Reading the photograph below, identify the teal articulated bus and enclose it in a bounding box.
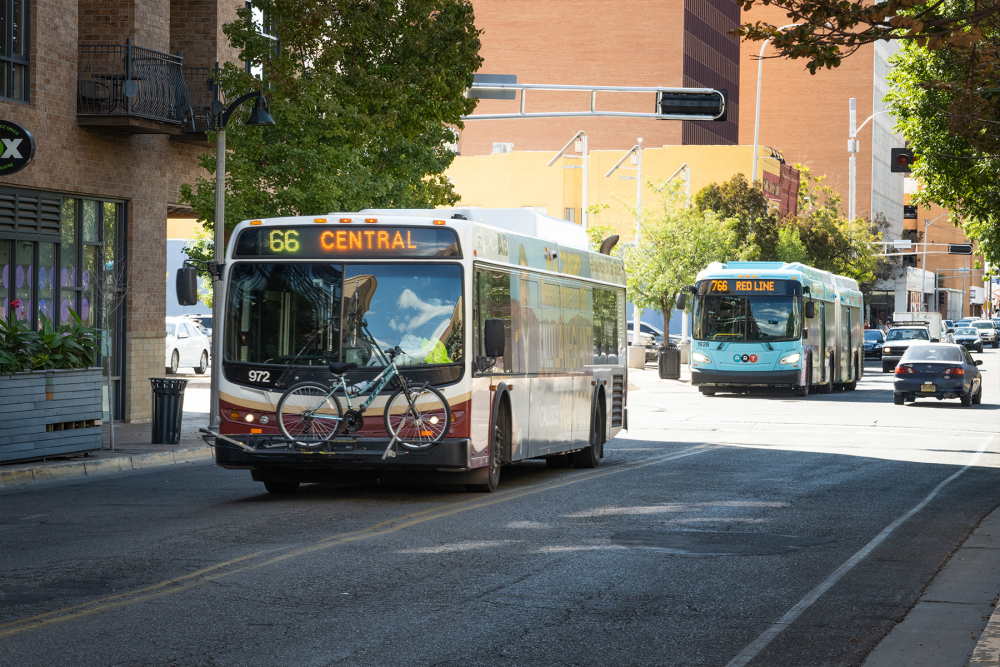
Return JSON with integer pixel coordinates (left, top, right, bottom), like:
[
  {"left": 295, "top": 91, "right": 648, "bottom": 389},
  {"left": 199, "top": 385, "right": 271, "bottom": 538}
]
[{"left": 680, "top": 261, "right": 864, "bottom": 397}]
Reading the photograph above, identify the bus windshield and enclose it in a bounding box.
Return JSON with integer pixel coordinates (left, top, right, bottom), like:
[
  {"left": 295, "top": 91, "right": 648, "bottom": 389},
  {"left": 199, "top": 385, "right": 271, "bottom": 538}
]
[
  {"left": 225, "top": 262, "right": 463, "bottom": 367},
  {"left": 694, "top": 295, "right": 801, "bottom": 342}
]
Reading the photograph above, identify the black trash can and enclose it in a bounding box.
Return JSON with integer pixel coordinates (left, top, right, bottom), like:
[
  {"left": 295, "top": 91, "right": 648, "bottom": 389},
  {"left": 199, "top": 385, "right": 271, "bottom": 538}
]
[
  {"left": 658, "top": 345, "right": 681, "bottom": 380},
  {"left": 151, "top": 378, "right": 189, "bottom": 444}
]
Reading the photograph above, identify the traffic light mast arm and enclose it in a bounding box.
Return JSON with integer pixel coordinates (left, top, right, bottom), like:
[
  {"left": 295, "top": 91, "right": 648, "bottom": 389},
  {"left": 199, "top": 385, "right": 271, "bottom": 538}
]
[{"left": 463, "top": 82, "right": 726, "bottom": 122}]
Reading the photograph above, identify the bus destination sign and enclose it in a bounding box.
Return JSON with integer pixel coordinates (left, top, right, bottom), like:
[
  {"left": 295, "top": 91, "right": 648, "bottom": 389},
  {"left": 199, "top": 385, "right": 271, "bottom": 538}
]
[
  {"left": 698, "top": 278, "right": 800, "bottom": 296},
  {"left": 234, "top": 226, "right": 461, "bottom": 259}
]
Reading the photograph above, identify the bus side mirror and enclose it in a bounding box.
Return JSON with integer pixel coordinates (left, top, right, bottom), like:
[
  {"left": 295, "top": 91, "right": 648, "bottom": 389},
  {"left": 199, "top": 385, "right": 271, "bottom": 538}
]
[
  {"left": 805, "top": 301, "right": 815, "bottom": 319},
  {"left": 176, "top": 267, "right": 199, "bottom": 306},
  {"left": 484, "top": 318, "right": 505, "bottom": 358},
  {"left": 676, "top": 293, "right": 686, "bottom": 310}
]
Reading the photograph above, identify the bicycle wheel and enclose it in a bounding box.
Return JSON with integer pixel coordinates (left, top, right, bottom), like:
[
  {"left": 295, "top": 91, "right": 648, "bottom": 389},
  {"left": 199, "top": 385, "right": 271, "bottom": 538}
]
[
  {"left": 383, "top": 385, "right": 451, "bottom": 449},
  {"left": 277, "top": 382, "right": 343, "bottom": 443}
]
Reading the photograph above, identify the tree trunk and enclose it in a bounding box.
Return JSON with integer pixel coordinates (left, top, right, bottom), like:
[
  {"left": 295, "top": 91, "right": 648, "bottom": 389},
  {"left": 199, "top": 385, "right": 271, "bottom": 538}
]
[{"left": 663, "top": 292, "right": 674, "bottom": 343}]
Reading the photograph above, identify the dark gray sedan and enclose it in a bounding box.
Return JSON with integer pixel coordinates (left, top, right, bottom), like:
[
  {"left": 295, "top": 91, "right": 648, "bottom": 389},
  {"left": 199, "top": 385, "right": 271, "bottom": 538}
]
[
  {"left": 953, "top": 326, "right": 984, "bottom": 353},
  {"left": 893, "top": 344, "right": 983, "bottom": 406}
]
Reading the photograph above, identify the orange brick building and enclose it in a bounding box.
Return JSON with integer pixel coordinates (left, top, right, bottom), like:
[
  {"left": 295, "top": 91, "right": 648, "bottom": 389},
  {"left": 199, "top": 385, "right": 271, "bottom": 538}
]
[
  {"left": 0, "top": 0, "right": 240, "bottom": 423},
  {"left": 458, "top": 0, "right": 742, "bottom": 156}
]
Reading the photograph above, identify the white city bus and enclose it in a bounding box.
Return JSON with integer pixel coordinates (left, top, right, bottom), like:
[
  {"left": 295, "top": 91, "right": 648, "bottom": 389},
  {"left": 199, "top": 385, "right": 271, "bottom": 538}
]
[{"left": 197, "top": 208, "right": 628, "bottom": 493}]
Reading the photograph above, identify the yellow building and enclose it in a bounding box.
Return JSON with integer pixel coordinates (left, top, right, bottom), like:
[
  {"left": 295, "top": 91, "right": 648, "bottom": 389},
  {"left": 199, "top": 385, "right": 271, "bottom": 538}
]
[{"left": 444, "top": 145, "right": 787, "bottom": 240}]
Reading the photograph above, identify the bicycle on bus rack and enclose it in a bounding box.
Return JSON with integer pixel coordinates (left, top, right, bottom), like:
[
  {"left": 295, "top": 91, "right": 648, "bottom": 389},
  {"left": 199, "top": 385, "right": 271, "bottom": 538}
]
[{"left": 274, "top": 320, "right": 451, "bottom": 456}]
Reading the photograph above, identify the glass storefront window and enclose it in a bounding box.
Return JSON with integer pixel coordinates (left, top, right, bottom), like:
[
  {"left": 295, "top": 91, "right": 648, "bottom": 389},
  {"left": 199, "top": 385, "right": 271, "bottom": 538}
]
[
  {"left": 82, "top": 200, "right": 99, "bottom": 243},
  {"left": 15, "top": 239, "right": 31, "bottom": 322},
  {"left": 0, "top": 241, "right": 7, "bottom": 319},
  {"left": 82, "top": 246, "right": 97, "bottom": 326},
  {"left": 39, "top": 242, "right": 54, "bottom": 324}
]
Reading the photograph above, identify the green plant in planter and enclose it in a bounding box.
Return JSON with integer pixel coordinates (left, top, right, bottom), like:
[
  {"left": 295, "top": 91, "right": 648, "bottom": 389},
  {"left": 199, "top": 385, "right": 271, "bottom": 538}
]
[
  {"left": 33, "top": 310, "right": 99, "bottom": 370},
  {"left": 0, "top": 306, "right": 98, "bottom": 373},
  {"left": 0, "top": 304, "right": 38, "bottom": 374}
]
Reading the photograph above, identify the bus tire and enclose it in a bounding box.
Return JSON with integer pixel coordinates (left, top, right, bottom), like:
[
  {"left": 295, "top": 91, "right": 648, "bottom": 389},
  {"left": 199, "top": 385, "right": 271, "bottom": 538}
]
[
  {"left": 571, "top": 404, "right": 604, "bottom": 469},
  {"left": 467, "top": 398, "right": 507, "bottom": 493},
  {"left": 820, "top": 357, "right": 834, "bottom": 394},
  {"left": 795, "top": 359, "right": 811, "bottom": 397}
]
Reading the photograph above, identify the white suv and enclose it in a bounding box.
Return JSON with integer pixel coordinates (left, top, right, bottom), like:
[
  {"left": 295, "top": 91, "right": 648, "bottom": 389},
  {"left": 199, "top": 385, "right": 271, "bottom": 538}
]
[{"left": 970, "top": 320, "right": 999, "bottom": 348}]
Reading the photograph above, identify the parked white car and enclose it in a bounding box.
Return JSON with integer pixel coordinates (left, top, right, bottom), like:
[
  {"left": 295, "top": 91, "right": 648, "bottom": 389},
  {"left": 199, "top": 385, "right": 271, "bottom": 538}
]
[{"left": 165, "top": 316, "right": 210, "bottom": 374}]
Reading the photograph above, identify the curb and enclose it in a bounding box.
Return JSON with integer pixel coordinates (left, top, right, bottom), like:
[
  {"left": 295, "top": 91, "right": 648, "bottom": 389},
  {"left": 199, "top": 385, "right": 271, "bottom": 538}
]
[
  {"left": 970, "top": 599, "right": 1000, "bottom": 665},
  {"left": 0, "top": 445, "right": 214, "bottom": 487}
]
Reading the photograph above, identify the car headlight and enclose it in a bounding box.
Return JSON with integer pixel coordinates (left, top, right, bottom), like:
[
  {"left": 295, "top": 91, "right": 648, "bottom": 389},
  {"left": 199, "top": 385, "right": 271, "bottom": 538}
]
[
  {"left": 692, "top": 352, "right": 711, "bottom": 363},
  {"left": 778, "top": 353, "right": 800, "bottom": 365},
  {"left": 882, "top": 347, "right": 892, "bottom": 355}
]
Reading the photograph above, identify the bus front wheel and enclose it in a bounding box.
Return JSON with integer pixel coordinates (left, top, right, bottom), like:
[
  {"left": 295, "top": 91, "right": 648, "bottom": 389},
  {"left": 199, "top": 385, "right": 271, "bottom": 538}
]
[
  {"left": 795, "top": 360, "right": 811, "bottom": 397},
  {"left": 571, "top": 404, "right": 604, "bottom": 469},
  {"left": 468, "top": 399, "right": 507, "bottom": 493}
]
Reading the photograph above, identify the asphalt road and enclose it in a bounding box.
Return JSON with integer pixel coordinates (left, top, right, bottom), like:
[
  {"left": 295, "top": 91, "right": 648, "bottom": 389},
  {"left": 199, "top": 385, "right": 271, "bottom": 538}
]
[{"left": 1, "top": 350, "right": 998, "bottom": 667}]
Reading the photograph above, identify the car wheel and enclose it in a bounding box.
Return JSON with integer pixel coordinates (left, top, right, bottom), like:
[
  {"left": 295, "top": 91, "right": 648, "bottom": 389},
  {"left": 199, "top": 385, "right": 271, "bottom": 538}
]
[
  {"left": 972, "top": 385, "right": 983, "bottom": 405},
  {"left": 882, "top": 362, "right": 893, "bottom": 373},
  {"left": 961, "top": 391, "right": 973, "bottom": 407},
  {"left": 994, "top": 341, "right": 998, "bottom": 349},
  {"left": 699, "top": 387, "right": 716, "bottom": 396},
  {"left": 167, "top": 349, "right": 179, "bottom": 375},
  {"left": 194, "top": 351, "right": 208, "bottom": 375},
  {"left": 893, "top": 392, "right": 904, "bottom": 405}
]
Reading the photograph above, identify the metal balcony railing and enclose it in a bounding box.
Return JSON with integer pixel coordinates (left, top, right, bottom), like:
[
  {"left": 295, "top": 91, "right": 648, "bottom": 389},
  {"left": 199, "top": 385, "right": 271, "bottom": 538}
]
[{"left": 77, "top": 39, "right": 190, "bottom": 127}]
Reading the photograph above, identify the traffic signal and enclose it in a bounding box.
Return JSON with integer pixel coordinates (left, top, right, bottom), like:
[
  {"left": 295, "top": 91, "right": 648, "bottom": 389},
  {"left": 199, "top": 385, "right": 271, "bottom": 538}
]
[
  {"left": 891, "top": 148, "right": 916, "bottom": 172},
  {"left": 656, "top": 89, "right": 727, "bottom": 121},
  {"left": 948, "top": 244, "right": 974, "bottom": 255}
]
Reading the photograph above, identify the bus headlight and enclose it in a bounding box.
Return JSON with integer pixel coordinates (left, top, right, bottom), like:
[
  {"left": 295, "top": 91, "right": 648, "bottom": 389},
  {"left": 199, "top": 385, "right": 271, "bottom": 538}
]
[
  {"left": 779, "top": 353, "right": 800, "bottom": 365},
  {"left": 692, "top": 352, "right": 711, "bottom": 363}
]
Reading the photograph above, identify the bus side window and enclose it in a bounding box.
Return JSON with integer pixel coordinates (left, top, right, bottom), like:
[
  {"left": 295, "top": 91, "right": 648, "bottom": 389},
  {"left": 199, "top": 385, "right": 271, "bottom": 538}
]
[{"left": 476, "top": 269, "right": 513, "bottom": 373}]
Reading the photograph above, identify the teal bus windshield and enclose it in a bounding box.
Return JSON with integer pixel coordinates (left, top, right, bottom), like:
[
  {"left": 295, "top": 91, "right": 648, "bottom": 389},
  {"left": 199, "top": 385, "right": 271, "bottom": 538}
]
[{"left": 694, "top": 294, "right": 801, "bottom": 342}]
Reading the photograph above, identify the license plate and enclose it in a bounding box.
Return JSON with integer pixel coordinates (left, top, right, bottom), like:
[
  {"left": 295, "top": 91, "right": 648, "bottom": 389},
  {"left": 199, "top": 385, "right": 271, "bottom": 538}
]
[{"left": 921, "top": 383, "right": 936, "bottom": 392}]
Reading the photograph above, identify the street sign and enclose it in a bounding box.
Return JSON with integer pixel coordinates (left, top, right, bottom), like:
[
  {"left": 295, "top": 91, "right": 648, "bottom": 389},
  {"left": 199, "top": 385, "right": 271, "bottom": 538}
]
[
  {"left": 892, "top": 240, "right": 912, "bottom": 249},
  {"left": 948, "top": 243, "right": 974, "bottom": 254},
  {"left": 0, "top": 120, "right": 35, "bottom": 176}
]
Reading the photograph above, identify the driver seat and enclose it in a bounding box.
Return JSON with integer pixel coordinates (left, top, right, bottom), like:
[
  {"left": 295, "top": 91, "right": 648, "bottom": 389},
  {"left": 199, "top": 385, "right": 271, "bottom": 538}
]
[{"left": 328, "top": 362, "right": 359, "bottom": 375}]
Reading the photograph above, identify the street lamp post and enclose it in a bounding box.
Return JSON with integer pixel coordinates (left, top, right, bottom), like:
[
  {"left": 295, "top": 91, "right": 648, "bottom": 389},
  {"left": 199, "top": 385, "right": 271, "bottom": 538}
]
[
  {"left": 605, "top": 139, "right": 645, "bottom": 344},
  {"left": 207, "top": 88, "right": 275, "bottom": 429},
  {"left": 751, "top": 23, "right": 801, "bottom": 183},
  {"left": 846, "top": 100, "right": 888, "bottom": 220},
  {"left": 548, "top": 131, "right": 589, "bottom": 229}
]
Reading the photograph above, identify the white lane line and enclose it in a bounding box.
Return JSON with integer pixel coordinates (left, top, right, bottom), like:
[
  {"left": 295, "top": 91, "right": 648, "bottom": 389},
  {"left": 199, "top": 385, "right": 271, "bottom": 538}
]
[{"left": 724, "top": 433, "right": 996, "bottom": 667}]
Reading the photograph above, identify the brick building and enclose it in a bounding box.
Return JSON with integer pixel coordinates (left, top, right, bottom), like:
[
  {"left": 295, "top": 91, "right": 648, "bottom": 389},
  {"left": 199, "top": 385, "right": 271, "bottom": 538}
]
[
  {"left": 0, "top": 0, "right": 240, "bottom": 422},
  {"left": 458, "top": 0, "right": 741, "bottom": 160}
]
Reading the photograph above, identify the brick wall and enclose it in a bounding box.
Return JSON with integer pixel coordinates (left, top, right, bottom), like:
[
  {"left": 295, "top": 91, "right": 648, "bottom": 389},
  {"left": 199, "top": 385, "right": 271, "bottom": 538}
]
[
  {"left": 171, "top": 0, "right": 243, "bottom": 69},
  {"left": 458, "top": 0, "right": 687, "bottom": 156},
  {"left": 738, "top": 3, "right": 875, "bottom": 218},
  {"left": 0, "top": 0, "right": 240, "bottom": 421},
  {"left": 681, "top": 0, "right": 740, "bottom": 145}
]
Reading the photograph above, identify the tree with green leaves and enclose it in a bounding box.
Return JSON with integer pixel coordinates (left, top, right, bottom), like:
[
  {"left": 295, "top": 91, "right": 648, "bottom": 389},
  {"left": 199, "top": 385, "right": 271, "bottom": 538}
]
[
  {"left": 695, "top": 173, "right": 779, "bottom": 260},
  {"left": 885, "top": 40, "right": 1000, "bottom": 264},
  {"left": 180, "top": 0, "right": 483, "bottom": 242},
  {"left": 622, "top": 181, "right": 750, "bottom": 334}
]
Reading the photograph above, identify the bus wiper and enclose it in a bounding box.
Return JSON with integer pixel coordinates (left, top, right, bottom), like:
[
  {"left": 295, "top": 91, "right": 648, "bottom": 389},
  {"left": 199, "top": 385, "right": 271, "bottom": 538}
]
[{"left": 763, "top": 342, "right": 773, "bottom": 350}]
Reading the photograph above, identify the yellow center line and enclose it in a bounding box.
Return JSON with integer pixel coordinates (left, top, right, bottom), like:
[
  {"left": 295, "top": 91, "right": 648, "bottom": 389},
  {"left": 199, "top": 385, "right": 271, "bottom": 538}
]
[{"left": 0, "top": 443, "right": 719, "bottom": 640}]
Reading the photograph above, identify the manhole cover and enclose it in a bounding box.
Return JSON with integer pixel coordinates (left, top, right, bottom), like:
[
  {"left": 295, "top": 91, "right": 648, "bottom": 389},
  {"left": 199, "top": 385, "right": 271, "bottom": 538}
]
[{"left": 611, "top": 529, "right": 834, "bottom": 556}]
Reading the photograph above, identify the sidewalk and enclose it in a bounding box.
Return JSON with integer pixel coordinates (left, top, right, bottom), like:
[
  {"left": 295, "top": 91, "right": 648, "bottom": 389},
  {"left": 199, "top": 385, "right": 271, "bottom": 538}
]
[{"left": 0, "top": 372, "right": 214, "bottom": 488}]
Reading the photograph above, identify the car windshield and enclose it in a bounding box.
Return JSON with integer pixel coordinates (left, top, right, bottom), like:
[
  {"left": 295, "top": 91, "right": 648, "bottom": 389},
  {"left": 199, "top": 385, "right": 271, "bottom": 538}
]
[
  {"left": 864, "top": 330, "right": 882, "bottom": 341},
  {"left": 971, "top": 321, "right": 993, "bottom": 329},
  {"left": 955, "top": 328, "right": 977, "bottom": 335},
  {"left": 900, "top": 345, "right": 964, "bottom": 362},
  {"left": 694, "top": 295, "right": 800, "bottom": 341},
  {"left": 886, "top": 329, "right": 929, "bottom": 341},
  {"left": 225, "top": 262, "right": 463, "bottom": 367},
  {"left": 166, "top": 322, "right": 176, "bottom": 336}
]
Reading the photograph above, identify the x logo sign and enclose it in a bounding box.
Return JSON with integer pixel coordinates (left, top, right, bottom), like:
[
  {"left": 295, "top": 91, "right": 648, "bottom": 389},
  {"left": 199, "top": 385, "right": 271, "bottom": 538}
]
[{"left": 1, "top": 138, "right": 23, "bottom": 159}]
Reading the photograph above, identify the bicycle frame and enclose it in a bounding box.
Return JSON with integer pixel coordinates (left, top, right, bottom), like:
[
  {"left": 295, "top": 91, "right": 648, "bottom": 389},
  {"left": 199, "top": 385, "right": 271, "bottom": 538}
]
[{"left": 305, "top": 358, "right": 406, "bottom": 422}]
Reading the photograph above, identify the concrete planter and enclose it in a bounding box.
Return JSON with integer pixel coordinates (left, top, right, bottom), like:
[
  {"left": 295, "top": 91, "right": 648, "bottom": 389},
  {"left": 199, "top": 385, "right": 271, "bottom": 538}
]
[{"left": 0, "top": 368, "right": 103, "bottom": 463}]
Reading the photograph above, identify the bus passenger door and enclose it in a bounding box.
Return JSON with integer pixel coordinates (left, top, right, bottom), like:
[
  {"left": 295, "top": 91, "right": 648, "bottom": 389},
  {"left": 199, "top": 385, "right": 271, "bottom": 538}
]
[
  {"left": 843, "top": 306, "right": 851, "bottom": 380},
  {"left": 820, "top": 304, "right": 827, "bottom": 382}
]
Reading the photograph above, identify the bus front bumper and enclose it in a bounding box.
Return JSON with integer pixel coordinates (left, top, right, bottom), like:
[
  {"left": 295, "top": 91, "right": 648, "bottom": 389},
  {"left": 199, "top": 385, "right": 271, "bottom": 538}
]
[
  {"left": 691, "top": 368, "right": 800, "bottom": 387},
  {"left": 207, "top": 433, "right": 474, "bottom": 474}
]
